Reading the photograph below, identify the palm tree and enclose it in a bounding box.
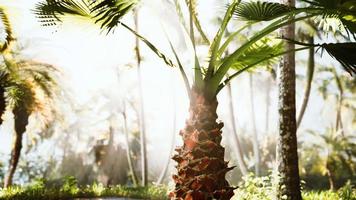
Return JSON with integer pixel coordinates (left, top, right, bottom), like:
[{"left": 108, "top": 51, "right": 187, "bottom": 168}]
[
  {"left": 277, "top": 0, "right": 302, "bottom": 198},
  {"left": 35, "top": 0, "right": 356, "bottom": 199},
  {"left": 306, "top": 129, "right": 356, "bottom": 190},
  {"left": 0, "top": 7, "right": 15, "bottom": 124},
  {"left": 0, "top": 52, "right": 58, "bottom": 187},
  {"left": 133, "top": 9, "right": 148, "bottom": 187}
]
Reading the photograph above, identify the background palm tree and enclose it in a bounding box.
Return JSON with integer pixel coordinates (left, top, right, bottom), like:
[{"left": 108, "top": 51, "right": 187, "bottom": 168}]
[
  {"left": 1, "top": 52, "right": 58, "bottom": 187},
  {"left": 34, "top": 0, "right": 356, "bottom": 199}
]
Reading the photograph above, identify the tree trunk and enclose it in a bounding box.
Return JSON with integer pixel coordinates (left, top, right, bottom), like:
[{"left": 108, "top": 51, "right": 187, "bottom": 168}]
[
  {"left": 326, "top": 158, "right": 336, "bottom": 191},
  {"left": 123, "top": 109, "right": 139, "bottom": 187},
  {"left": 226, "top": 80, "right": 248, "bottom": 176},
  {"left": 0, "top": 87, "right": 6, "bottom": 125},
  {"left": 296, "top": 36, "right": 315, "bottom": 129},
  {"left": 249, "top": 74, "right": 260, "bottom": 176},
  {"left": 277, "top": 0, "right": 302, "bottom": 199},
  {"left": 134, "top": 10, "right": 148, "bottom": 186},
  {"left": 333, "top": 70, "right": 344, "bottom": 135},
  {"left": 4, "top": 106, "right": 29, "bottom": 187},
  {"left": 171, "top": 89, "right": 234, "bottom": 200}
]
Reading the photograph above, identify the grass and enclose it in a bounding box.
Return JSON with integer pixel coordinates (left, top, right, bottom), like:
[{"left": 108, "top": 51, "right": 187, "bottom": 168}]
[
  {"left": 1, "top": 176, "right": 355, "bottom": 200},
  {"left": 0, "top": 178, "right": 168, "bottom": 200}
]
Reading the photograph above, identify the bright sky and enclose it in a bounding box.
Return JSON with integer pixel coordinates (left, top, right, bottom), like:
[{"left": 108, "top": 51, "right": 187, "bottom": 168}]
[{"left": 0, "top": 0, "right": 354, "bottom": 182}]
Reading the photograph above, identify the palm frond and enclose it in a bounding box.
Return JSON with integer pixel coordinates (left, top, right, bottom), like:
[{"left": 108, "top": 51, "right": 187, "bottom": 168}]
[
  {"left": 0, "top": 7, "right": 15, "bottom": 53},
  {"left": 301, "top": 0, "right": 356, "bottom": 38},
  {"left": 184, "top": 0, "right": 210, "bottom": 44},
  {"left": 34, "top": 0, "right": 92, "bottom": 26},
  {"left": 321, "top": 43, "right": 356, "bottom": 75},
  {"left": 229, "top": 38, "right": 284, "bottom": 71},
  {"left": 233, "top": 1, "right": 294, "bottom": 21},
  {"left": 120, "top": 23, "right": 175, "bottom": 67},
  {"left": 91, "top": 0, "right": 137, "bottom": 33}
]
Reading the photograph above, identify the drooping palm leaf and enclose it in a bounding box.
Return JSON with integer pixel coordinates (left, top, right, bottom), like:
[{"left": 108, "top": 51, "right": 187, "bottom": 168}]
[
  {"left": 0, "top": 7, "right": 15, "bottom": 53},
  {"left": 91, "top": 0, "right": 137, "bottom": 33},
  {"left": 33, "top": 0, "right": 92, "bottom": 26},
  {"left": 321, "top": 43, "right": 356, "bottom": 75},
  {"left": 301, "top": 0, "right": 356, "bottom": 37},
  {"left": 233, "top": 1, "right": 294, "bottom": 21},
  {"left": 35, "top": 0, "right": 176, "bottom": 68}
]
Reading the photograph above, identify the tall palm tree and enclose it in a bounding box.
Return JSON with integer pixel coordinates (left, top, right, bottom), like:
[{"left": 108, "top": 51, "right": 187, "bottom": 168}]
[
  {"left": 0, "top": 7, "right": 15, "bottom": 124},
  {"left": 35, "top": 0, "right": 356, "bottom": 199},
  {"left": 133, "top": 9, "right": 148, "bottom": 187},
  {"left": 1, "top": 56, "right": 58, "bottom": 187},
  {"left": 0, "top": 6, "right": 59, "bottom": 187},
  {"left": 277, "top": 0, "right": 302, "bottom": 198}
]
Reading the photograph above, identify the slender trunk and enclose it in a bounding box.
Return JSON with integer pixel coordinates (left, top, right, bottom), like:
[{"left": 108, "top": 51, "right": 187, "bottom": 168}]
[
  {"left": 134, "top": 10, "right": 148, "bottom": 186},
  {"left": 156, "top": 77, "right": 177, "bottom": 185},
  {"left": 171, "top": 89, "right": 234, "bottom": 200},
  {"left": 333, "top": 70, "right": 344, "bottom": 135},
  {"left": 4, "top": 107, "right": 29, "bottom": 187},
  {"left": 277, "top": 0, "right": 302, "bottom": 199},
  {"left": 265, "top": 76, "right": 271, "bottom": 134},
  {"left": 226, "top": 80, "right": 248, "bottom": 176},
  {"left": 296, "top": 37, "right": 315, "bottom": 129},
  {"left": 326, "top": 159, "right": 336, "bottom": 191},
  {"left": 0, "top": 87, "right": 5, "bottom": 125},
  {"left": 249, "top": 74, "right": 260, "bottom": 176},
  {"left": 123, "top": 108, "right": 139, "bottom": 187}
]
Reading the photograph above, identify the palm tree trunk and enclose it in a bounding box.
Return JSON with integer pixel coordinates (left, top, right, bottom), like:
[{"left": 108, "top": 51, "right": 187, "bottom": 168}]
[
  {"left": 0, "top": 87, "right": 6, "bottom": 125},
  {"left": 333, "top": 70, "right": 344, "bottom": 135},
  {"left": 277, "top": 0, "right": 302, "bottom": 199},
  {"left": 4, "top": 107, "right": 29, "bottom": 187},
  {"left": 326, "top": 159, "right": 336, "bottom": 191},
  {"left": 134, "top": 10, "right": 148, "bottom": 186},
  {"left": 123, "top": 108, "right": 139, "bottom": 187},
  {"left": 249, "top": 74, "right": 260, "bottom": 176},
  {"left": 226, "top": 80, "right": 248, "bottom": 176},
  {"left": 296, "top": 36, "right": 315, "bottom": 129},
  {"left": 171, "top": 89, "right": 234, "bottom": 200}
]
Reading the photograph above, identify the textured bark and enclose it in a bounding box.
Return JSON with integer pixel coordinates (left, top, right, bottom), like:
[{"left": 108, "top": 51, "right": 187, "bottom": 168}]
[
  {"left": 134, "top": 10, "right": 148, "bottom": 186},
  {"left": 226, "top": 80, "right": 248, "bottom": 176},
  {"left": 171, "top": 90, "right": 234, "bottom": 200},
  {"left": 249, "top": 74, "right": 260, "bottom": 176},
  {"left": 277, "top": 0, "right": 302, "bottom": 199},
  {"left": 296, "top": 37, "right": 315, "bottom": 129},
  {"left": 4, "top": 106, "right": 29, "bottom": 187}
]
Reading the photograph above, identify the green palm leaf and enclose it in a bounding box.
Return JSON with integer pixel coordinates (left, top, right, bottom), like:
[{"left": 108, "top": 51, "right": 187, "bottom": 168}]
[
  {"left": 301, "top": 0, "right": 356, "bottom": 37},
  {"left": 91, "top": 0, "right": 137, "bottom": 33},
  {"left": 33, "top": 0, "right": 92, "bottom": 26},
  {"left": 321, "top": 43, "right": 356, "bottom": 75},
  {"left": 0, "top": 7, "right": 15, "bottom": 53},
  {"left": 233, "top": 1, "right": 294, "bottom": 21},
  {"left": 229, "top": 38, "right": 284, "bottom": 70}
]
